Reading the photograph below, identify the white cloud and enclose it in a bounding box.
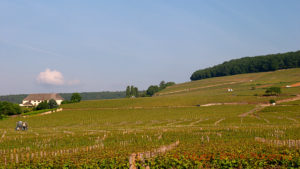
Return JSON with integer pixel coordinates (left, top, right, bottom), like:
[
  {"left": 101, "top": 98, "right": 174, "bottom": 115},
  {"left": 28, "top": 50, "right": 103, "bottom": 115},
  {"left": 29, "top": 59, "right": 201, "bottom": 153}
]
[
  {"left": 37, "top": 69, "right": 65, "bottom": 85},
  {"left": 37, "top": 69, "right": 80, "bottom": 86}
]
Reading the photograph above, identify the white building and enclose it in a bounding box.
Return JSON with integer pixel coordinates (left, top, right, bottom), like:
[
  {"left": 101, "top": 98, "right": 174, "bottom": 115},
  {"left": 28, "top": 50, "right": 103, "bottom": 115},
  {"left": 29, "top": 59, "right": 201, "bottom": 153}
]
[{"left": 20, "top": 93, "right": 64, "bottom": 107}]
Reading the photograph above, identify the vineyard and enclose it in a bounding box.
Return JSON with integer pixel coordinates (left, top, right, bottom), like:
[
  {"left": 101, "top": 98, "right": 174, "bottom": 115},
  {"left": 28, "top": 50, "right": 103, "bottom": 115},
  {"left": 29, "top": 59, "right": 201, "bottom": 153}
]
[{"left": 0, "top": 69, "right": 300, "bottom": 168}]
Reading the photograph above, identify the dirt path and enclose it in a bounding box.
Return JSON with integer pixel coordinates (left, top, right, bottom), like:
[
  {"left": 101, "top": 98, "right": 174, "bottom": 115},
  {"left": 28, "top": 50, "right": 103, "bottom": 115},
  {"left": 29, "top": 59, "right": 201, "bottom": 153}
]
[
  {"left": 239, "top": 94, "right": 300, "bottom": 117},
  {"left": 276, "top": 95, "right": 300, "bottom": 104},
  {"left": 239, "top": 105, "right": 268, "bottom": 117},
  {"left": 214, "top": 118, "right": 225, "bottom": 126},
  {"left": 129, "top": 140, "right": 180, "bottom": 169},
  {"left": 39, "top": 108, "right": 63, "bottom": 116},
  {"left": 202, "top": 102, "right": 248, "bottom": 107},
  {"left": 290, "top": 82, "right": 300, "bottom": 87}
]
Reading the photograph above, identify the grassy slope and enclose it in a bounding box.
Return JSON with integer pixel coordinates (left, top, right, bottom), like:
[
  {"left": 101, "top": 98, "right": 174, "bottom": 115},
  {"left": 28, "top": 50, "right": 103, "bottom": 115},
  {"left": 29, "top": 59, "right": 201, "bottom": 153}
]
[
  {"left": 62, "top": 68, "right": 300, "bottom": 109},
  {"left": 0, "top": 68, "right": 299, "bottom": 167}
]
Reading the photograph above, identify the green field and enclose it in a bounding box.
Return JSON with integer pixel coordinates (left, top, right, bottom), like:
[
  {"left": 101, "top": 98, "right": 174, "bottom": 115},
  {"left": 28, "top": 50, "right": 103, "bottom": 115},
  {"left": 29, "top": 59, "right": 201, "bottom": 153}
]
[{"left": 0, "top": 69, "right": 300, "bottom": 168}]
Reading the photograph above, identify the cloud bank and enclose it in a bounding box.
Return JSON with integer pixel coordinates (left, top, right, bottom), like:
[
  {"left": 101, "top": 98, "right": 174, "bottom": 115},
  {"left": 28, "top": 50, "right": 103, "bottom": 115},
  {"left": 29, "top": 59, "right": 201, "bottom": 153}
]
[{"left": 37, "top": 69, "right": 80, "bottom": 86}]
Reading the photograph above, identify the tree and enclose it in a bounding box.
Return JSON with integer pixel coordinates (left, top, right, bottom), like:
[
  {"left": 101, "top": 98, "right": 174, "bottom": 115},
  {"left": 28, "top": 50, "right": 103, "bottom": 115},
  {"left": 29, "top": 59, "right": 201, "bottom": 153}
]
[
  {"left": 146, "top": 85, "right": 159, "bottom": 96},
  {"left": 130, "top": 86, "right": 134, "bottom": 96},
  {"left": 36, "top": 101, "right": 49, "bottom": 110},
  {"left": 126, "top": 86, "right": 130, "bottom": 97},
  {"left": 48, "top": 99, "right": 58, "bottom": 109},
  {"left": 0, "top": 101, "right": 22, "bottom": 116},
  {"left": 265, "top": 87, "right": 281, "bottom": 96},
  {"left": 126, "top": 85, "right": 139, "bottom": 97},
  {"left": 71, "top": 93, "right": 82, "bottom": 103},
  {"left": 133, "top": 87, "right": 138, "bottom": 97},
  {"left": 165, "top": 82, "right": 175, "bottom": 87},
  {"left": 159, "top": 81, "right": 166, "bottom": 90}
]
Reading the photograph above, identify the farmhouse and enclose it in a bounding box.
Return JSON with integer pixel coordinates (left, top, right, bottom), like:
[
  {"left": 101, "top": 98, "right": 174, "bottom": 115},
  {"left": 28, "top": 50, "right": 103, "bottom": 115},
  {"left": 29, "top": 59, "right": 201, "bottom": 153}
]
[{"left": 20, "top": 93, "right": 64, "bottom": 107}]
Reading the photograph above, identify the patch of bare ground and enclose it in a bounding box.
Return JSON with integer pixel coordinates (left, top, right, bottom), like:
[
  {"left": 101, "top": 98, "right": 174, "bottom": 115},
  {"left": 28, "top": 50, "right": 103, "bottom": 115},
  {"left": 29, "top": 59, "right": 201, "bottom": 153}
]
[
  {"left": 202, "top": 102, "right": 248, "bottom": 107},
  {"left": 290, "top": 82, "right": 300, "bottom": 87},
  {"left": 256, "top": 84, "right": 273, "bottom": 89}
]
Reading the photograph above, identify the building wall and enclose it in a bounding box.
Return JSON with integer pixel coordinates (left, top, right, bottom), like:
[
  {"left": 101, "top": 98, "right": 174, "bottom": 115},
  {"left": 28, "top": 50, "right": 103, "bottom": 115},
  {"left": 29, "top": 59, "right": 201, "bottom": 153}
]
[
  {"left": 56, "top": 100, "right": 63, "bottom": 105},
  {"left": 21, "top": 99, "right": 63, "bottom": 106}
]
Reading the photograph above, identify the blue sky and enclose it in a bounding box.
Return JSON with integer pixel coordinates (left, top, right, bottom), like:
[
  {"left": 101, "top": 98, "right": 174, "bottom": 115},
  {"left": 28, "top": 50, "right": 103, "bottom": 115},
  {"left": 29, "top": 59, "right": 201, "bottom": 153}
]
[{"left": 0, "top": 0, "right": 300, "bottom": 95}]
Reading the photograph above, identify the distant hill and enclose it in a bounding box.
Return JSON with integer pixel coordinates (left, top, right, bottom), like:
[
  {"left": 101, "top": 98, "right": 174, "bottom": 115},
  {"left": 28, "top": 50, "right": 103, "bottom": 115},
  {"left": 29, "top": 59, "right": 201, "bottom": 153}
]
[
  {"left": 0, "top": 91, "right": 125, "bottom": 104},
  {"left": 191, "top": 50, "right": 300, "bottom": 81}
]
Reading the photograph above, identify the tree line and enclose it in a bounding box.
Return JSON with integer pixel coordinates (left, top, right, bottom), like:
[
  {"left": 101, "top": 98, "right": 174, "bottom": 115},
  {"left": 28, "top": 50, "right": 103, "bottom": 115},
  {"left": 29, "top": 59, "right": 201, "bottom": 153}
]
[
  {"left": 126, "top": 86, "right": 139, "bottom": 98},
  {"left": 126, "top": 81, "right": 175, "bottom": 98},
  {"left": 190, "top": 50, "right": 300, "bottom": 81},
  {"left": 146, "top": 81, "right": 175, "bottom": 96}
]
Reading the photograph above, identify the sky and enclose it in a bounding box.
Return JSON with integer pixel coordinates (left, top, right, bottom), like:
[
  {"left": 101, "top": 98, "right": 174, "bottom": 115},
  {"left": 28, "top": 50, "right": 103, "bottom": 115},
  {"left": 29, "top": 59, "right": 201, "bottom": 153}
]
[{"left": 0, "top": 0, "right": 300, "bottom": 95}]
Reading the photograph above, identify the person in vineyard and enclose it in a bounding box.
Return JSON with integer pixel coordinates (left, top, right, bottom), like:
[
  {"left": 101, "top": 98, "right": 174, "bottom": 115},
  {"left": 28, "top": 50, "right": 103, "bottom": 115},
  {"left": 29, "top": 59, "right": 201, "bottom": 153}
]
[
  {"left": 15, "top": 121, "right": 28, "bottom": 131},
  {"left": 22, "top": 121, "right": 28, "bottom": 130}
]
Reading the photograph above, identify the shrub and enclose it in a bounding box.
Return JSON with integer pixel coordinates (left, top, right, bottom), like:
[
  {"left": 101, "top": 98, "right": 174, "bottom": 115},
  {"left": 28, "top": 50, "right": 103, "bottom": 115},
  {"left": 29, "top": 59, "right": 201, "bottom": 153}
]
[
  {"left": 61, "top": 93, "right": 82, "bottom": 104},
  {"left": 269, "top": 99, "right": 276, "bottom": 104},
  {"left": 48, "top": 99, "right": 58, "bottom": 109},
  {"left": 71, "top": 93, "right": 82, "bottom": 103},
  {"left": 0, "top": 101, "right": 23, "bottom": 116},
  {"left": 36, "top": 101, "right": 49, "bottom": 110},
  {"left": 265, "top": 87, "right": 281, "bottom": 96}
]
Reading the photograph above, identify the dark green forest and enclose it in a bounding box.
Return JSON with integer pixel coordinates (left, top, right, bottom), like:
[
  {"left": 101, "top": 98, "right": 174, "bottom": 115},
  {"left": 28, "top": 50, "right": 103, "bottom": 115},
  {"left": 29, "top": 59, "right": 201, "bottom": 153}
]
[
  {"left": 190, "top": 50, "right": 300, "bottom": 81},
  {"left": 0, "top": 91, "right": 125, "bottom": 104},
  {"left": 0, "top": 94, "right": 27, "bottom": 104}
]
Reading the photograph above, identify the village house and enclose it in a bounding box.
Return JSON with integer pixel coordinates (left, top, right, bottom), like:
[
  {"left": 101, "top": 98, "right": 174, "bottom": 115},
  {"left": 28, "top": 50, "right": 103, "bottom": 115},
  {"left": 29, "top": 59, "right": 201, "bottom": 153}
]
[{"left": 19, "top": 93, "right": 64, "bottom": 107}]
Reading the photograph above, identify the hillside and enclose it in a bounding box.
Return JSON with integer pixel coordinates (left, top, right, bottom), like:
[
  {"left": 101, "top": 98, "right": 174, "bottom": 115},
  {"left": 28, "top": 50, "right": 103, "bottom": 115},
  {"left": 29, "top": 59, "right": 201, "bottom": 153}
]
[
  {"left": 63, "top": 68, "right": 300, "bottom": 109},
  {"left": 0, "top": 91, "right": 125, "bottom": 104},
  {"left": 191, "top": 50, "right": 300, "bottom": 81},
  {"left": 0, "top": 68, "right": 299, "bottom": 168}
]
